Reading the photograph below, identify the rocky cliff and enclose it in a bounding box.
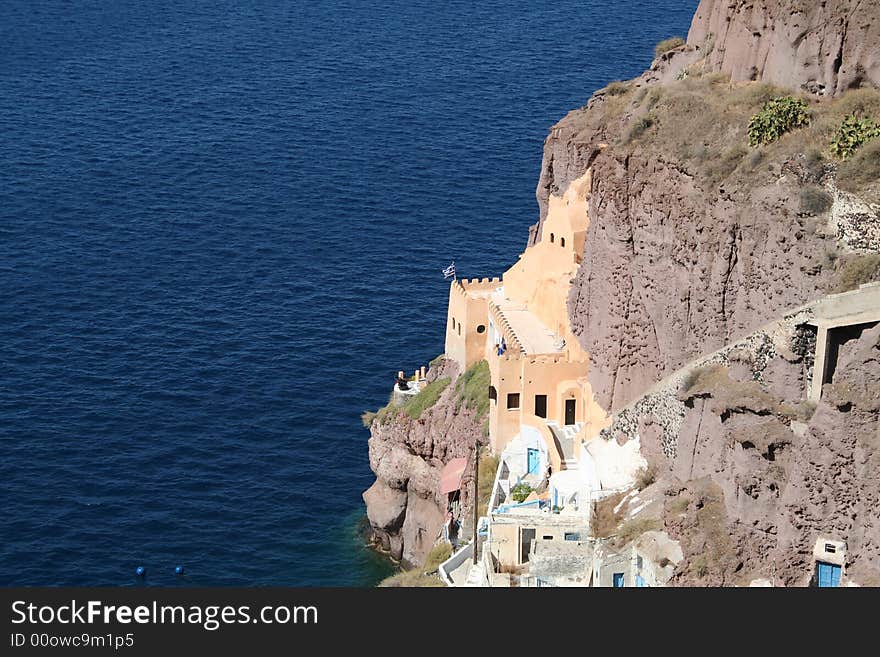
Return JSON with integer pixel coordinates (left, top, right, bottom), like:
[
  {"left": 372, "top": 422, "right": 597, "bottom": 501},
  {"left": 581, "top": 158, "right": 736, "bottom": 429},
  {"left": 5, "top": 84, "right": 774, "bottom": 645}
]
[
  {"left": 659, "top": 321, "right": 880, "bottom": 586},
  {"left": 539, "top": 0, "right": 880, "bottom": 584},
  {"left": 688, "top": 0, "right": 880, "bottom": 97},
  {"left": 532, "top": 1, "right": 880, "bottom": 411},
  {"left": 362, "top": 359, "right": 485, "bottom": 568}
]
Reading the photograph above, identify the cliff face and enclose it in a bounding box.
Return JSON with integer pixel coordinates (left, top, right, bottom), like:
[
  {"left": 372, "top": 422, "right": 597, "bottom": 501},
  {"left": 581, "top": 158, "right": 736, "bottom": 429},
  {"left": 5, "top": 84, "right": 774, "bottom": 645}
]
[
  {"left": 688, "top": 0, "right": 880, "bottom": 97},
  {"left": 363, "top": 359, "right": 484, "bottom": 568},
  {"left": 568, "top": 146, "right": 834, "bottom": 412},
  {"left": 539, "top": 0, "right": 880, "bottom": 585},
  {"left": 659, "top": 323, "right": 880, "bottom": 586}
]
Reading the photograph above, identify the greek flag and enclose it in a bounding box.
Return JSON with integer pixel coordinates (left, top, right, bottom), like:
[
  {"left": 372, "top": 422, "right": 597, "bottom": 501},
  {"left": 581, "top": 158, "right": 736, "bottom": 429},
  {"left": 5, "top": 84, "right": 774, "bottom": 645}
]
[{"left": 442, "top": 262, "right": 456, "bottom": 280}]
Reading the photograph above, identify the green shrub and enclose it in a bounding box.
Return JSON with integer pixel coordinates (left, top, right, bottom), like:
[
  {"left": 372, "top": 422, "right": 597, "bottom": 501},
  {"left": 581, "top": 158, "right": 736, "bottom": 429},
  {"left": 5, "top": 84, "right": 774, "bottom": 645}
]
[
  {"left": 360, "top": 411, "right": 376, "bottom": 428},
  {"left": 748, "top": 96, "right": 810, "bottom": 146},
  {"left": 402, "top": 377, "right": 451, "bottom": 420},
  {"left": 510, "top": 482, "right": 533, "bottom": 503},
  {"left": 655, "top": 36, "right": 685, "bottom": 59},
  {"left": 799, "top": 186, "right": 833, "bottom": 216},
  {"left": 830, "top": 114, "right": 880, "bottom": 160},
  {"left": 429, "top": 354, "right": 446, "bottom": 369},
  {"left": 455, "top": 360, "right": 490, "bottom": 418}
]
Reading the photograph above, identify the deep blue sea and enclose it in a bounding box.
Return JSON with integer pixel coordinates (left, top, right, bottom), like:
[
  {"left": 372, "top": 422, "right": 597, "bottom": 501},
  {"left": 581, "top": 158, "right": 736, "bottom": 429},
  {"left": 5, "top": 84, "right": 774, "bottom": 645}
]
[{"left": 0, "top": 0, "right": 697, "bottom": 586}]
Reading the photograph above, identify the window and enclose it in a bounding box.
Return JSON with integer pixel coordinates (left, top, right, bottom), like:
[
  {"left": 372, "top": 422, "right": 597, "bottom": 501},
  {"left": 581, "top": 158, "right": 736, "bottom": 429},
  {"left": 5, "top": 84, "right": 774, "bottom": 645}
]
[
  {"left": 560, "top": 237, "right": 566, "bottom": 247},
  {"left": 542, "top": 535, "right": 553, "bottom": 540},
  {"left": 534, "top": 394, "right": 547, "bottom": 418},
  {"left": 564, "top": 532, "right": 580, "bottom": 541},
  {"left": 458, "top": 323, "right": 461, "bottom": 335},
  {"left": 451, "top": 318, "right": 455, "bottom": 329},
  {"left": 506, "top": 393, "right": 520, "bottom": 410},
  {"left": 636, "top": 555, "right": 643, "bottom": 569},
  {"left": 550, "top": 233, "right": 555, "bottom": 243},
  {"left": 489, "top": 386, "right": 497, "bottom": 402},
  {"left": 612, "top": 572, "right": 625, "bottom": 588},
  {"left": 476, "top": 324, "right": 486, "bottom": 334},
  {"left": 825, "top": 544, "right": 837, "bottom": 554}
]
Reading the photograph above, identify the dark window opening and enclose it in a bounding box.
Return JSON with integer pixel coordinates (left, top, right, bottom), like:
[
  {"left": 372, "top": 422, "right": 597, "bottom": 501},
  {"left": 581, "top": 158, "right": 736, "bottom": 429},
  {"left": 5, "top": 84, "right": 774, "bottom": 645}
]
[
  {"left": 825, "top": 544, "right": 837, "bottom": 554},
  {"left": 549, "top": 233, "right": 554, "bottom": 243},
  {"left": 535, "top": 394, "right": 547, "bottom": 418},
  {"left": 520, "top": 528, "right": 535, "bottom": 564},
  {"left": 565, "top": 398, "right": 576, "bottom": 425},
  {"left": 560, "top": 237, "right": 566, "bottom": 247},
  {"left": 824, "top": 321, "right": 878, "bottom": 385},
  {"left": 542, "top": 535, "right": 554, "bottom": 540},
  {"left": 507, "top": 393, "right": 520, "bottom": 410},
  {"left": 489, "top": 386, "right": 497, "bottom": 402},
  {"left": 476, "top": 324, "right": 486, "bottom": 334}
]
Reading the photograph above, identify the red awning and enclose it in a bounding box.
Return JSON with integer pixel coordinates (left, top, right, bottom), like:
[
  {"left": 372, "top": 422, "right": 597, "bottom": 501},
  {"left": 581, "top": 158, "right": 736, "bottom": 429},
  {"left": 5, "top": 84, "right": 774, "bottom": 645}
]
[{"left": 439, "top": 457, "right": 468, "bottom": 495}]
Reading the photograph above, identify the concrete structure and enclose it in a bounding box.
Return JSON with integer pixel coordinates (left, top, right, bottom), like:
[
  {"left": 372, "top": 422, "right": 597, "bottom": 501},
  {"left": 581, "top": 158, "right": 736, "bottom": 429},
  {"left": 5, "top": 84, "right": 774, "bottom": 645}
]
[{"left": 807, "top": 282, "right": 880, "bottom": 402}]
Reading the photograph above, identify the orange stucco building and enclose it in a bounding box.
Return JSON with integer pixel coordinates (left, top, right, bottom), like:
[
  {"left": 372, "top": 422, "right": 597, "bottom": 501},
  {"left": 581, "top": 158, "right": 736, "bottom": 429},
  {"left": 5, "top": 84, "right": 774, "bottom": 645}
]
[{"left": 444, "top": 170, "right": 608, "bottom": 471}]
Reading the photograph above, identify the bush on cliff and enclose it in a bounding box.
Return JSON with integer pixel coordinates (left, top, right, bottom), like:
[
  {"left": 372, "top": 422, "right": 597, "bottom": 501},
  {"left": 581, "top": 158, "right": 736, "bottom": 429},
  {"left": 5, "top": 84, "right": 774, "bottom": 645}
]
[
  {"left": 798, "top": 186, "right": 833, "bottom": 216},
  {"left": 654, "top": 36, "right": 685, "bottom": 59},
  {"left": 455, "top": 360, "right": 490, "bottom": 418},
  {"left": 510, "top": 482, "right": 533, "bottom": 503},
  {"left": 830, "top": 113, "right": 880, "bottom": 160},
  {"left": 748, "top": 96, "right": 810, "bottom": 146}
]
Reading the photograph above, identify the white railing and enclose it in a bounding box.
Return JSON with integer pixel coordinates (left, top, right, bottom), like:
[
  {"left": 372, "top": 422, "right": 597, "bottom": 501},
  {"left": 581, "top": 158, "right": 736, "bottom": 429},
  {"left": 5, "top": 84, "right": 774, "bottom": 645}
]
[{"left": 438, "top": 542, "right": 473, "bottom": 587}]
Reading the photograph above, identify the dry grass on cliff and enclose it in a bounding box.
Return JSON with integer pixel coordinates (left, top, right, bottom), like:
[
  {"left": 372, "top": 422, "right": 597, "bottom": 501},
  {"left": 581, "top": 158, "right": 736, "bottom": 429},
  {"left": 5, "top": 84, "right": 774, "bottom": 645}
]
[
  {"left": 477, "top": 450, "right": 500, "bottom": 517},
  {"left": 614, "top": 74, "right": 880, "bottom": 196},
  {"left": 829, "top": 254, "right": 880, "bottom": 293},
  {"left": 378, "top": 570, "right": 445, "bottom": 588},
  {"left": 403, "top": 377, "right": 451, "bottom": 420},
  {"left": 654, "top": 36, "right": 685, "bottom": 59},
  {"left": 377, "top": 542, "right": 453, "bottom": 588},
  {"left": 455, "top": 360, "right": 490, "bottom": 418},
  {"left": 591, "top": 491, "right": 628, "bottom": 538},
  {"left": 614, "top": 517, "right": 662, "bottom": 548},
  {"left": 362, "top": 377, "right": 452, "bottom": 428}
]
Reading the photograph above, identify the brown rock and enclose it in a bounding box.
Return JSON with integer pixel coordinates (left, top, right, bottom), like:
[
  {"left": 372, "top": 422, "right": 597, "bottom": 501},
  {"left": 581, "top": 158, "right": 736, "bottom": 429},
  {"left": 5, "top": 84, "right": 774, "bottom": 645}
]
[{"left": 687, "top": 0, "right": 880, "bottom": 97}]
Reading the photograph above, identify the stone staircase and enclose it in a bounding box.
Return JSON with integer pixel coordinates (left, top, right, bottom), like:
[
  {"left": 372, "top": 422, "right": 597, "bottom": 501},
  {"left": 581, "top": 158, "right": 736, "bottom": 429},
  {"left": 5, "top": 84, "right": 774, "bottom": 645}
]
[{"left": 547, "top": 422, "right": 583, "bottom": 470}]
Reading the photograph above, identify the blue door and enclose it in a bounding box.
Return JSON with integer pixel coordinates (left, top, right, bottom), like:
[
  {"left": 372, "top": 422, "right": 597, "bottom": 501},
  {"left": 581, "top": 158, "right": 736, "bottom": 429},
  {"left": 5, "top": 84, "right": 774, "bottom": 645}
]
[
  {"left": 527, "top": 448, "right": 540, "bottom": 475},
  {"left": 612, "top": 572, "right": 624, "bottom": 588},
  {"left": 817, "top": 562, "right": 841, "bottom": 587},
  {"left": 635, "top": 575, "right": 647, "bottom": 587}
]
